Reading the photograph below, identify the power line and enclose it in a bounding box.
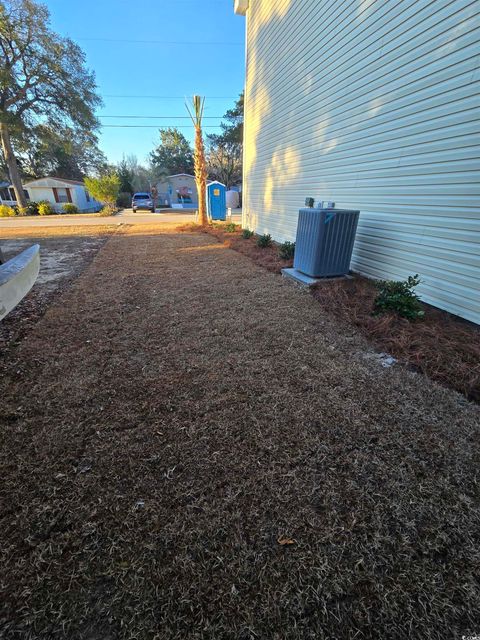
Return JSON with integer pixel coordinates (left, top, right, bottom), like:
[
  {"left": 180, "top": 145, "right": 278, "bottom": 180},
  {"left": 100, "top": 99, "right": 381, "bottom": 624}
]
[
  {"left": 78, "top": 37, "right": 243, "bottom": 45},
  {"left": 100, "top": 124, "right": 222, "bottom": 129},
  {"left": 103, "top": 95, "right": 238, "bottom": 99},
  {"left": 99, "top": 115, "right": 225, "bottom": 119}
]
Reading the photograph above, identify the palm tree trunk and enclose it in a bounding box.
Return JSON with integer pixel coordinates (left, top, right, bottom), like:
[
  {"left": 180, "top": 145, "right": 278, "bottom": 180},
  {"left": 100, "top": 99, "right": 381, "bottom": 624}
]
[
  {"left": 194, "top": 125, "right": 207, "bottom": 226},
  {"left": 0, "top": 123, "right": 27, "bottom": 209}
]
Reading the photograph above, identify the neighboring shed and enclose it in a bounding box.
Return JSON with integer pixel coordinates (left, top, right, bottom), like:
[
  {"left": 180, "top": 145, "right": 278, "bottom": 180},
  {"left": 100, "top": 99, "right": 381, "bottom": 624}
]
[
  {"left": 235, "top": 0, "right": 480, "bottom": 324},
  {"left": 23, "top": 177, "right": 101, "bottom": 212},
  {"left": 156, "top": 174, "right": 198, "bottom": 208}
]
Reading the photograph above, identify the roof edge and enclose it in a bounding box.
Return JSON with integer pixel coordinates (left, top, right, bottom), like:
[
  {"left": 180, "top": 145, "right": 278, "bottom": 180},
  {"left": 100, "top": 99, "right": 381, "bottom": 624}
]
[
  {"left": 234, "top": 0, "right": 248, "bottom": 15},
  {"left": 23, "top": 176, "right": 85, "bottom": 187}
]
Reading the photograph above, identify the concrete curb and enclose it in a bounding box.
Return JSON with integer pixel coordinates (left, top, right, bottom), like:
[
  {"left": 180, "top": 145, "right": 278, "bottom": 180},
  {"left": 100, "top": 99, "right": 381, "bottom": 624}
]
[{"left": 0, "top": 244, "right": 40, "bottom": 320}]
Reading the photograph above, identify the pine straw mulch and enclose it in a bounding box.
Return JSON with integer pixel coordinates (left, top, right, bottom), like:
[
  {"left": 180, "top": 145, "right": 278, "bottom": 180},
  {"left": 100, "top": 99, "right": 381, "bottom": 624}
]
[
  {"left": 1, "top": 229, "right": 480, "bottom": 639},
  {"left": 310, "top": 276, "right": 480, "bottom": 403},
  {"left": 178, "top": 223, "right": 480, "bottom": 403}
]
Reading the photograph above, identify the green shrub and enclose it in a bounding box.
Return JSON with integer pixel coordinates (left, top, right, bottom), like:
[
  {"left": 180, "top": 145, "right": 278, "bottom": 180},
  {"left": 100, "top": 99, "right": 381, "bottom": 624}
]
[
  {"left": 257, "top": 233, "right": 272, "bottom": 248},
  {"left": 374, "top": 274, "right": 425, "bottom": 320},
  {"left": 16, "top": 202, "right": 39, "bottom": 216},
  {"left": 224, "top": 222, "right": 238, "bottom": 233},
  {"left": 98, "top": 204, "right": 119, "bottom": 217},
  {"left": 242, "top": 228, "right": 254, "bottom": 239},
  {"left": 21, "top": 201, "right": 39, "bottom": 216},
  {"left": 116, "top": 191, "right": 132, "bottom": 208},
  {"left": 0, "top": 204, "right": 16, "bottom": 217},
  {"left": 62, "top": 203, "right": 79, "bottom": 214},
  {"left": 38, "top": 200, "right": 55, "bottom": 215},
  {"left": 279, "top": 241, "right": 295, "bottom": 260}
]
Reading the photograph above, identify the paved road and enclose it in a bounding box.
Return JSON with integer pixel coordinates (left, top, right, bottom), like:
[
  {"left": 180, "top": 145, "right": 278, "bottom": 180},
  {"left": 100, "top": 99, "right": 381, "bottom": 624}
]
[{"left": 0, "top": 208, "right": 242, "bottom": 228}]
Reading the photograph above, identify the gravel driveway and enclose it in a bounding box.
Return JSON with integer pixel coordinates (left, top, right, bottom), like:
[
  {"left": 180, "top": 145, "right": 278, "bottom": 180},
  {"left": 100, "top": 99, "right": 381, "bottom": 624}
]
[{"left": 1, "top": 229, "right": 479, "bottom": 639}]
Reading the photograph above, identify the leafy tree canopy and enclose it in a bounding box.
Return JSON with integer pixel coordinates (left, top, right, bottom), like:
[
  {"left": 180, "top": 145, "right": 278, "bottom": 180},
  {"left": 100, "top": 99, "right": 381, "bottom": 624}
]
[
  {"left": 16, "top": 124, "right": 106, "bottom": 180},
  {"left": 207, "top": 144, "right": 242, "bottom": 190},
  {"left": 0, "top": 0, "right": 101, "bottom": 132},
  {"left": 208, "top": 92, "right": 244, "bottom": 149},
  {"left": 0, "top": 0, "right": 102, "bottom": 205},
  {"left": 207, "top": 93, "right": 244, "bottom": 188},
  {"left": 150, "top": 127, "right": 194, "bottom": 176},
  {"left": 84, "top": 174, "right": 120, "bottom": 205}
]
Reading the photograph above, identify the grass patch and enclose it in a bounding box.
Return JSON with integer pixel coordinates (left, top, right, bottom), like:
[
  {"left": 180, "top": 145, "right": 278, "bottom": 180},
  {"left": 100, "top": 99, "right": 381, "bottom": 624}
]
[
  {"left": 177, "top": 222, "right": 295, "bottom": 273},
  {"left": 178, "top": 222, "right": 479, "bottom": 402},
  {"left": 0, "top": 231, "right": 479, "bottom": 639}
]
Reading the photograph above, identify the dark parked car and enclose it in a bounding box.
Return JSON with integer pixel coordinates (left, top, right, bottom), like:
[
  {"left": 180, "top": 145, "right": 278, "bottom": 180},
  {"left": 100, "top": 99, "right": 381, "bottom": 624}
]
[{"left": 132, "top": 192, "right": 155, "bottom": 213}]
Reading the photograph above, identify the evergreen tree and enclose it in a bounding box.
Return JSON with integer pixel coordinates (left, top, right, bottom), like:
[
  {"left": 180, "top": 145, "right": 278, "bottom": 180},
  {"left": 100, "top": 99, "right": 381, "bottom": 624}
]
[
  {"left": 207, "top": 93, "right": 244, "bottom": 188},
  {"left": 117, "top": 156, "right": 134, "bottom": 194},
  {"left": 150, "top": 128, "right": 194, "bottom": 176}
]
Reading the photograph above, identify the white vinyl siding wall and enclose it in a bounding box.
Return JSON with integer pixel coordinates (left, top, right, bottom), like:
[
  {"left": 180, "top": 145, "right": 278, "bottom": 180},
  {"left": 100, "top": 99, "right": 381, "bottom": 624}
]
[{"left": 242, "top": 0, "right": 480, "bottom": 324}]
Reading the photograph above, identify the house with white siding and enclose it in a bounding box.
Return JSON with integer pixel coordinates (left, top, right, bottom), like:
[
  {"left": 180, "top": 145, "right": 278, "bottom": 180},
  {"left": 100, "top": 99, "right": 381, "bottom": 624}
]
[
  {"left": 0, "top": 177, "right": 101, "bottom": 212},
  {"left": 234, "top": 0, "right": 480, "bottom": 324},
  {"left": 23, "top": 177, "right": 101, "bottom": 212}
]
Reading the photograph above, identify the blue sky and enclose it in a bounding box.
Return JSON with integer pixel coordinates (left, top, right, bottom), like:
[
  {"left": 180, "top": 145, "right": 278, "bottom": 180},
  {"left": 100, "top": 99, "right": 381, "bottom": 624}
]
[{"left": 42, "top": 0, "right": 246, "bottom": 165}]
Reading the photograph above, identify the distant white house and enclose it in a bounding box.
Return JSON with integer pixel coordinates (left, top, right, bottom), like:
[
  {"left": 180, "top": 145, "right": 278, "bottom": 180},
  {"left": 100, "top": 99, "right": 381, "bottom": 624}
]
[
  {"left": 23, "top": 177, "right": 101, "bottom": 212},
  {"left": 155, "top": 174, "right": 198, "bottom": 208},
  {"left": 0, "top": 177, "right": 101, "bottom": 212}
]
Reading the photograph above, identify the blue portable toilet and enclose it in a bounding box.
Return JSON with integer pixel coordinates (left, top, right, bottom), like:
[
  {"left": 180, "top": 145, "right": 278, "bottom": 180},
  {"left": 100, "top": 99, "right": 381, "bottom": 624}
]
[{"left": 206, "top": 181, "right": 227, "bottom": 221}]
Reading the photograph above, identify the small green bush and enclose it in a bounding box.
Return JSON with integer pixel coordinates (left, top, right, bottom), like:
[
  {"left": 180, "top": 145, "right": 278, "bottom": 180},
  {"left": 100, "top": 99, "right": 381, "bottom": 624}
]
[
  {"left": 374, "top": 274, "right": 425, "bottom": 320},
  {"left": 116, "top": 191, "right": 132, "bottom": 208},
  {"left": 98, "top": 204, "right": 119, "bottom": 217},
  {"left": 279, "top": 241, "right": 295, "bottom": 260},
  {"left": 62, "top": 203, "right": 79, "bottom": 214},
  {"left": 0, "top": 204, "right": 16, "bottom": 217},
  {"left": 224, "top": 222, "right": 238, "bottom": 233},
  {"left": 27, "top": 201, "right": 39, "bottom": 216},
  {"left": 242, "top": 229, "right": 254, "bottom": 239},
  {"left": 16, "top": 202, "right": 39, "bottom": 216},
  {"left": 38, "top": 201, "right": 55, "bottom": 216},
  {"left": 257, "top": 233, "right": 272, "bottom": 248}
]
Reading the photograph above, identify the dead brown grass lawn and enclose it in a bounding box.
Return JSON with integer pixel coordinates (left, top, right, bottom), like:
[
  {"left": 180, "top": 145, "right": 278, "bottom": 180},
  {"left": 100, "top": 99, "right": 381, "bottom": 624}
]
[
  {"left": 1, "top": 231, "right": 479, "bottom": 639},
  {"left": 0, "top": 233, "right": 111, "bottom": 356},
  {"left": 178, "top": 222, "right": 293, "bottom": 273},
  {"left": 0, "top": 225, "right": 117, "bottom": 239},
  {"left": 187, "top": 223, "right": 480, "bottom": 403}
]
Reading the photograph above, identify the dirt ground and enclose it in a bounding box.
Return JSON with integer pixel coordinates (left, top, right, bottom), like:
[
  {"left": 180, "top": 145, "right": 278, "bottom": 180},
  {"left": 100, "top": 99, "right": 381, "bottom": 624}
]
[
  {"left": 1, "top": 228, "right": 480, "bottom": 639},
  {"left": 0, "top": 228, "right": 113, "bottom": 355}
]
